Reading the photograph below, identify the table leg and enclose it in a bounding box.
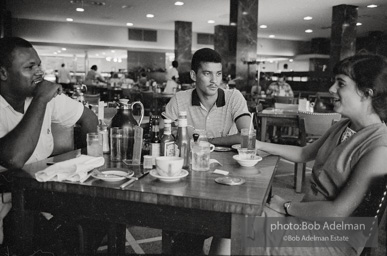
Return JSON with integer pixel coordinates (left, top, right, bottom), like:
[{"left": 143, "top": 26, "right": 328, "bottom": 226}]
[
  {"left": 107, "top": 223, "right": 126, "bottom": 254},
  {"left": 11, "top": 188, "right": 35, "bottom": 254},
  {"left": 161, "top": 230, "right": 173, "bottom": 254},
  {"left": 294, "top": 162, "right": 306, "bottom": 193}
]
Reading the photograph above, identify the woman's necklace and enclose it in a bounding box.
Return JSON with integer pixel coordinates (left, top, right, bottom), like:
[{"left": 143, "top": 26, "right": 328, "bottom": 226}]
[{"left": 340, "top": 125, "right": 356, "bottom": 143}]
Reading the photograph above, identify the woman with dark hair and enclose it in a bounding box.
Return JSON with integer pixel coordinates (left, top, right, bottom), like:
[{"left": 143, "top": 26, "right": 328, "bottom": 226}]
[{"left": 211, "top": 54, "right": 387, "bottom": 255}]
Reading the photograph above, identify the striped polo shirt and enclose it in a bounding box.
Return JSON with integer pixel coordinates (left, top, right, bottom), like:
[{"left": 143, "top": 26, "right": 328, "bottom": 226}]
[{"left": 165, "top": 88, "right": 250, "bottom": 138}]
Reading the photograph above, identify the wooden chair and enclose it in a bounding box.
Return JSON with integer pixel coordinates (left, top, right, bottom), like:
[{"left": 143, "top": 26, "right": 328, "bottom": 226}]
[
  {"left": 274, "top": 96, "right": 295, "bottom": 104},
  {"left": 356, "top": 175, "right": 387, "bottom": 256},
  {"left": 50, "top": 123, "right": 75, "bottom": 156},
  {"left": 83, "top": 93, "right": 100, "bottom": 107},
  {"left": 294, "top": 111, "right": 342, "bottom": 193}
]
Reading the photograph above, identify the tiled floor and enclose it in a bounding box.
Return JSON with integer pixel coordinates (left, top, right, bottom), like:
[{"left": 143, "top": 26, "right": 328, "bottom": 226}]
[{"left": 97, "top": 158, "right": 314, "bottom": 255}]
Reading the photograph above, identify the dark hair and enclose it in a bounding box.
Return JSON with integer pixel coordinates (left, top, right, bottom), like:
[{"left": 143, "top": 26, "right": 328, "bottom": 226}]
[
  {"left": 61, "top": 63, "right": 65, "bottom": 67},
  {"left": 0, "top": 37, "right": 33, "bottom": 68},
  {"left": 91, "top": 65, "right": 97, "bottom": 71},
  {"left": 172, "top": 60, "right": 178, "bottom": 68},
  {"left": 191, "top": 48, "right": 222, "bottom": 73},
  {"left": 333, "top": 54, "right": 387, "bottom": 122}
]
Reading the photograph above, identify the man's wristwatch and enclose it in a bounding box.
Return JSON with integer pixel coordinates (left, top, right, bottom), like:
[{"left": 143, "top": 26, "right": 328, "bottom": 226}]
[{"left": 283, "top": 201, "right": 291, "bottom": 216}]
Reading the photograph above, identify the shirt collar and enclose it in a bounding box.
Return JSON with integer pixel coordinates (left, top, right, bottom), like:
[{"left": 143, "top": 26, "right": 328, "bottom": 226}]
[{"left": 191, "top": 88, "right": 226, "bottom": 107}]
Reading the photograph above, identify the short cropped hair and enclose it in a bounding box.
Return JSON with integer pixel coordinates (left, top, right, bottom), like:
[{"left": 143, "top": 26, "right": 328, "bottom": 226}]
[
  {"left": 191, "top": 48, "right": 222, "bottom": 73},
  {"left": 91, "top": 65, "right": 98, "bottom": 71},
  {"left": 0, "top": 37, "right": 33, "bottom": 68},
  {"left": 172, "top": 60, "right": 178, "bottom": 68}
]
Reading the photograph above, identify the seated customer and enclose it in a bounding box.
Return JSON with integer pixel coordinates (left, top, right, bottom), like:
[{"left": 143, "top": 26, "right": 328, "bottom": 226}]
[
  {"left": 211, "top": 54, "right": 387, "bottom": 255},
  {"left": 266, "top": 73, "right": 293, "bottom": 97},
  {"left": 0, "top": 37, "right": 98, "bottom": 250},
  {"left": 165, "top": 48, "right": 251, "bottom": 146}
]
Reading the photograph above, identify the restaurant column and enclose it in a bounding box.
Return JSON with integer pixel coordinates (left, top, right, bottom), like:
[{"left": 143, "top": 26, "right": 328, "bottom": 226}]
[
  {"left": 174, "top": 21, "right": 192, "bottom": 73},
  {"left": 214, "top": 25, "right": 237, "bottom": 79},
  {"left": 0, "top": 0, "right": 12, "bottom": 38},
  {"left": 229, "top": 0, "right": 258, "bottom": 91},
  {"left": 329, "top": 4, "right": 358, "bottom": 71}
]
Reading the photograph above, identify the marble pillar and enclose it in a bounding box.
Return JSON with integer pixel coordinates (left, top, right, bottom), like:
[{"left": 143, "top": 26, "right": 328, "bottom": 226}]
[
  {"left": 214, "top": 25, "right": 237, "bottom": 78},
  {"left": 230, "top": 0, "right": 258, "bottom": 91},
  {"left": 329, "top": 4, "right": 358, "bottom": 70},
  {"left": 0, "top": 0, "right": 12, "bottom": 38},
  {"left": 174, "top": 21, "right": 192, "bottom": 74}
]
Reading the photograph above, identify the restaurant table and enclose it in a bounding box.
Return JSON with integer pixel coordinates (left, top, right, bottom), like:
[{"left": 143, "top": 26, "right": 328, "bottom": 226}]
[{"left": 10, "top": 149, "right": 279, "bottom": 255}]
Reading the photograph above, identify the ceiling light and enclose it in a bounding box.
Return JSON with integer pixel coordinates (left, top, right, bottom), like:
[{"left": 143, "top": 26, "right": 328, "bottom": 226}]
[
  {"left": 367, "top": 4, "right": 378, "bottom": 8},
  {"left": 62, "top": 48, "right": 67, "bottom": 51},
  {"left": 208, "top": 20, "right": 215, "bottom": 24},
  {"left": 289, "top": 59, "right": 294, "bottom": 62},
  {"left": 305, "top": 29, "right": 313, "bottom": 33},
  {"left": 126, "top": 22, "right": 133, "bottom": 26},
  {"left": 230, "top": 22, "right": 237, "bottom": 26},
  {"left": 54, "top": 52, "right": 57, "bottom": 54},
  {"left": 356, "top": 22, "right": 362, "bottom": 26},
  {"left": 303, "top": 16, "right": 313, "bottom": 20},
  {"left": 76, "top": 8, "right": 84, "bottom": 12},
  {"left": 102, "top": 52, "right": 106, "bottom": 55},
  {"left": 66, "top": 18, "right": 73, "bottom": 22},
  {"left": 260, "top": 25, "right": 267, "bottom": 29},
  {"left": 146, "top": 14, "right": 154, "bottom": 18},
  {"left": 118, "top": 58, "right": 122, "bottom": 63},
  {"left": 111, "top": 50, "right": 115, "bottom": 53},
  {"left": 175, "top": 1, "right": 184, "bottom": 6},
  {"left": 106, "top": 57, "right": 111, "bottom": 61},
  {"left": 242, "top": 11, "right": 248, "bottom": 15},
  {"left": 269, "top": 35, "right": 275, "bottom": 38},
  {"left": 58, "top": 50, "right": 61, "bottom": 53}
]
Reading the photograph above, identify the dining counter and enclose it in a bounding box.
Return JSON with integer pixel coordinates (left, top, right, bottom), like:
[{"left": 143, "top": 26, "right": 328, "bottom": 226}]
[{"left": 10, "top": 149, "right": 279, "bottom": 255}]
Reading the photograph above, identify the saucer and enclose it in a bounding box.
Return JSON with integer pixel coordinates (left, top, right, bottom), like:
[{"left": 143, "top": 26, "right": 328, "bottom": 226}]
[
  {"left": 214, "top": 146, "right": 232, "bottom": 152},
  {"left": 150, "top": 169, "right": 189, "bottom": 182},
  {"left": 91, "top": 168, "right": 134, "bottom": 182}
]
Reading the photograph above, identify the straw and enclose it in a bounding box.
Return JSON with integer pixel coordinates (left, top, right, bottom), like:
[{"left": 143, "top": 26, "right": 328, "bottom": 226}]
[{"left": 249, "top": 112, "right": 254, "bottom": 134}]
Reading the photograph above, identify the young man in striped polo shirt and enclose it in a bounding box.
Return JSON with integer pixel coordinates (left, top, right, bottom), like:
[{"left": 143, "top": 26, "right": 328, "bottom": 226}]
[{"left": 165, "top": 48, "right": 251, "bottom": 147}]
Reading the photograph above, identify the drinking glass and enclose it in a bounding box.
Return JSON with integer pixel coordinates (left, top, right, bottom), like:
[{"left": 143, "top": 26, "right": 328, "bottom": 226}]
[
  {"left": 191, "top": 141, "right": 212, "bottom": 171},
  {"left": 110, "top": 128, "right": 123, "bottom": 161},
  {"left": 86, "top": 133, "right": 103, "bottom": 157},
  {"left": 241, "top": 128, "right": 256, "bottom": 150}
]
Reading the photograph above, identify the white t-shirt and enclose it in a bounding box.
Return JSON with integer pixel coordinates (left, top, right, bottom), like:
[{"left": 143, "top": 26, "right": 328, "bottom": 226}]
[
  {"left": 57, "top": 67, "right": 71, "bottom": 84},
  {"left": 167, "top": 67, "right": 179, "bottom": 80},
  {"left": 0, "top": 94, "right": 84, "bottom": 165}
]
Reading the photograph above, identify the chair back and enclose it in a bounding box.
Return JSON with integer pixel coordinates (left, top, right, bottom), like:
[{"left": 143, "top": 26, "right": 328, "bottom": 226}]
[
  {"left": 50, "top": 123, "right": 74, "bottom": 156},
  {"left": 274, "top": 96, "right": 294, "bottom": 104},
  {"left": 354, "top": 175, "right": 387, "bottom": 255},
  {"left": 299, "top": 111, "right": 341, "bottom": 136},
  {"left": 83, "top": 93, "right": 100, "bottom": 106},
  {"left": 274, "top": 103, "right": 298, "bottom": 111}
]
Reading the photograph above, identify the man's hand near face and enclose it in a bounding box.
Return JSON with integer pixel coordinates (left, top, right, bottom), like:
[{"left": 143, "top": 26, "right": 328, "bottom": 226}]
[{"left": 33, "top": 80, "right": 63, "bottom": 103}]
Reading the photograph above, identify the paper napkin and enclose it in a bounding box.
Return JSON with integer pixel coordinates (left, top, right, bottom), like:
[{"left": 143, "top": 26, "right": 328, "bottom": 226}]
[{"left": 35, "top": 155, "right": 105, "bottom": 183}]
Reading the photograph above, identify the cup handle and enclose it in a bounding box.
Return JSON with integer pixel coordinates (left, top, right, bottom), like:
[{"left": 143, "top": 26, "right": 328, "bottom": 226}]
[{"left": 209, "top": 144, "right": 215, "bottom": 152}]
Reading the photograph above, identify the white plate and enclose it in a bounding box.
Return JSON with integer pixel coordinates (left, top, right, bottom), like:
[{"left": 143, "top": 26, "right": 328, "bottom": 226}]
[
  {"left": 91, "top": 168, "right": 134, "bottom": 182},
  {"left": 150, "top": 169, "right": 189, "bottom": 182},
  {"left": 231, "top": 144, "right": 241, "bottom": 150}
]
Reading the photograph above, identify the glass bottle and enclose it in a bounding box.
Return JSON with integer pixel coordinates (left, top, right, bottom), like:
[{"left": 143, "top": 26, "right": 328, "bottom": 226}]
[
  {"left": 150, "top": 116, "right": 161, "bottom": 165},
  {"left": 142, "top": 113, "right": 153, "bottom": 160},
  {"left": 177, "top": 111, "right": 189, "bottom": 168},
  {"left": 98, "top": 120, "right": 110, "bottom": 153},
  {"left": 161, "top": 119, "right": 176, "bottom": 156}
]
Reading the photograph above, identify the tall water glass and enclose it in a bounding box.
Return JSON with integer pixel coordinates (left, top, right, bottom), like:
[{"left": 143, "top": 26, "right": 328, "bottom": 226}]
[
  {"left": 110, "top": 128, "right": 123, "bottom": 161},
  {"left": 241, "top": 128, "right": 256, "bottom": 150},
  {"left": 86, "top": 133, "right": 103, "bottom": 157},
  {"left": 191, "top": 141, "right": 212, "bottom": 171}
]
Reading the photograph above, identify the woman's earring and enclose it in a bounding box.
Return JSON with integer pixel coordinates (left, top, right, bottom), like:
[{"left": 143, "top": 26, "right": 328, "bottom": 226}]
[{"left": 367, "top": 89, "right": 374, "bottom": 97}]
